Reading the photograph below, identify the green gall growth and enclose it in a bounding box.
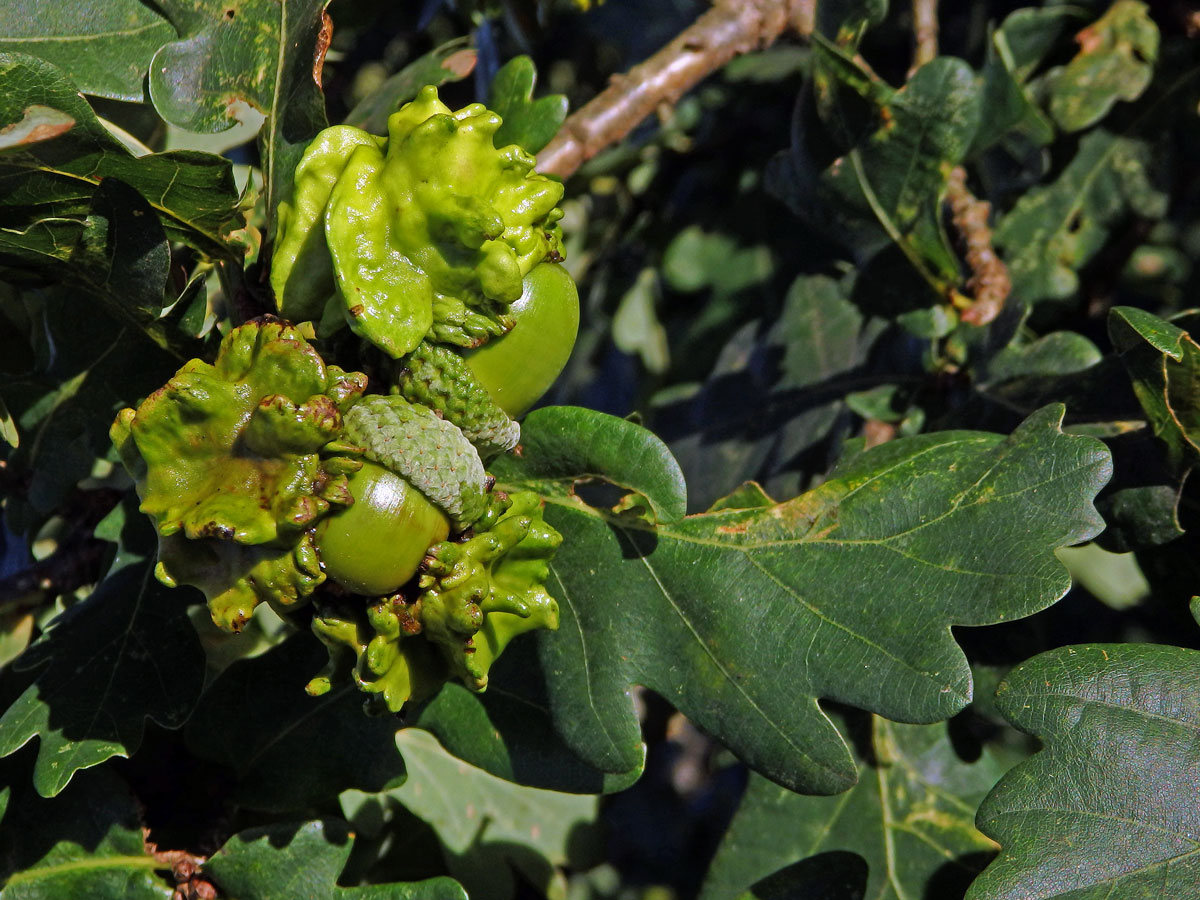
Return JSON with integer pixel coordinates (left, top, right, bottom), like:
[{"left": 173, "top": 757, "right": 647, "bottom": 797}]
[
  {"left": 110, "top": 319, "right": 367, "bottom": 631},
  {"left": 306, "top": 490, "right": 561, "bottom": 713},
  {"left": 271, "top": 85, "right": 566, "bottom": 357}
]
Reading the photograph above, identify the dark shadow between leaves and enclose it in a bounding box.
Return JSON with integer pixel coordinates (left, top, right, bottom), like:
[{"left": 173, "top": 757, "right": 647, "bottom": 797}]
[
  {"left": 924, "top": 851, "right": 996, "bottom": 900},
  {"left": 747, "top": 851, "right": 869, "bottom": 900},
  {"left": 0, "top": 750, "right": 149, "bottom": 881},
  {"left": 604, "top": 512, "right": 660, "bottom": 560}
]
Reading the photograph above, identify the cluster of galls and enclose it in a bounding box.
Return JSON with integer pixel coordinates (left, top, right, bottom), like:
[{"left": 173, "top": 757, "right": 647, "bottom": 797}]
[{"left": 112, "top": 87, "right": 578, "bottom": 713}]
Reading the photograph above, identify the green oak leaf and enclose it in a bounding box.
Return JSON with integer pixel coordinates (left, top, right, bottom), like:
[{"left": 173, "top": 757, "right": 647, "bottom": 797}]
[
  {"left": 0, "top": 765, "right": 173, "bottom": 899},
  {"left": 1109, "top": 306, "right": 1200, "bottom": 470},
  {"left": 1048, "top": 1, "right": 1159, "bottom": 133},
  {"left": 984, "top": 332, "right": 1102, "bottom": 384},
  {"left": 0, "top": 0, "right": 173, "bottom": 102},
  {"left": 411, "top": 648, "right": 643, "bottom": 794},
  {"left": 185, "top": 634, "right": 407, "bottom": 812},
  {"left": 498, "top": 405, "right": 1110, "bottom": 794},
  {"left": 995, "top": 130, "right": 1166, "bottom": 305},
  {"left": 0, "top": 178, "right": 178, "bottom": 352},
  {"left": 0, "top": 0, "right": 171, "bottom": 102},
  {"left": 814, "top": 52, "right": 981, "bottom": 290},
  {"left": 205, "top": 819, "right": 465, "bottom": 900},
  {"left": 702, "top": 718, "right": 1005, "bottom": 900},
  {"left": 971, "top": 8, "right": 1071, "bottom": 153},
  {"left": 490, "top": 406, "right": 686, "bottom": 524},
  {"left": 147, "top": 0, "right": 329, "bottom": 239},
  {"left": 386, "top": 729, "right": 601, "bottom": 900},
  {"left": 0, "top": 559, "right": 205, "bottom": 798},
  {"left": 968, "top": 644, "right": 1200, "bottom": 899},
  {"left": 0, "top": 53, "right": 243, "bottom": 260},
  {"left": 488, "top": 56, "right": 568, "bottom": 155}
]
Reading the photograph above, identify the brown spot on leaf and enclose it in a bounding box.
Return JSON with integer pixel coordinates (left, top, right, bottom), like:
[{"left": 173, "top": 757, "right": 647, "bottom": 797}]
[
  {"left": 0, "top": 105, "right": 74, "bottom": 150},
  {"left": 442, "top": 48, "right": 477, "bottom": 79},
  {"left": 314, "top": 11, "right": 334, "bottom": 89}
]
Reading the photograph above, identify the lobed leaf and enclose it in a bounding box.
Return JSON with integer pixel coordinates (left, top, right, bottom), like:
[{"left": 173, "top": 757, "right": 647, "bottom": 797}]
[
  {"left": 808, "top": 53, "right": 980, "bottom": 288},
  {"left": 488, "top": 56, "right": 569, "bottom": 156},
  {"left": 1048, "top": 0, "right": 1159, "bottom": 133},
  {"left": 205, "top": 818, "right": 466, "bottom": 900},
  {"left": 0, "top": 559, "right": 206, "bottom": 797},
  {"left": 968, "top": 644, "right": 1200, "bottom": 899},
  {"left": 147, "top": 0, "right": 330, "bottom": 239},
  {"left": 0, "top": 766, "right": 173, "bottom": 899},
  {"left": 703, "top": 719, "right": 1004, "bottom": 900},
  {"left": 995, "top": 130, "right": 1166, "bottom": 305},
  {"left": 498, "top": 406, "right": 1110, "bottom": 794},
  {"left": 492, "top": 406, "right": 687, "bottom": 524}
]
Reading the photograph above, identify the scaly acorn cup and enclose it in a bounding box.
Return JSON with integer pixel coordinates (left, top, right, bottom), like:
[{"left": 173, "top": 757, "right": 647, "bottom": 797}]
[
  {"left": 393, "top": 341, "right": 520, "bottom": 460},
  {"left": 393, "top": 260, "right": 581, "bottom": 451},
  {"left": 110, "top": 318, "right": 368, "bottom": 631},
  {"left": 306, "top": 490, "right": 561, "bottom": 713},
  {"left": 313, "top": 394, "right": 489, "bottom": 597},
  {"left": 270, "top": 85, "right": 566, "bottom": 358}
]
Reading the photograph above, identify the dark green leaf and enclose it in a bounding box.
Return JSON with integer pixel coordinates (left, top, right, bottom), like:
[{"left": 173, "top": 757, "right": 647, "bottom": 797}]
[
  {"left": 995, "top": 130, "right": 1166, "bottom": 305},
  {"left": 499, "top": 405, "right": 1109, "bottom": 793},
  {"left": 205, "top": 819, "right": 466, "bottom": 900},
  {"left": 816, "top": 55, "right": 980, "bottom": 287},
  {"left": 0, "top": 53, "right": 243, "bottom": 259},
  {"left": 0, "top": 765, "right": 173, "bottom": 899},
  {"left": 969, "top": 10, "right": 1065, "bottom": 152},
  {"left": 1048, "top": 1, "right": 1159, "bottom": 133},
  {"left": 185, "top": 634, "right": 407, "bottom": 812},
  {"left": 969, "top": 644, "right": 1200, "bottom": 899},
  {"left": 985, "top": 332, "right": 1102, "bottom": 383},
  {"left": 412, "top": 645, "right": 643, "bottom": 794},
  {"left": 343, "top": 38, "right": 476, "bottom": 136},
  {"left": 0, "top": 558, "right": 205, "bottom": 797},
  {"left": 491, "top": 405, "right": 687, "bottom": 524},
  {"left": 0, "top": 1, "right": 173, "bottom": 102},
  {"left": 488, "top": 56, "right": 568, "bottom": 155},
  {"left": 147, "top": 0, "right": 328, "bottom": 238},
  {"left": 703, "top": 719, "right": 1004, "bottom": 900},
  {"left": 0, "top": 178, "right": 175, "bottom": 350},
  {"left": 1109, "top": 306, "right": 1200, "bottom": 469},
  {"left": 389, "top": 729, "right": 600, "bottom": 900}
]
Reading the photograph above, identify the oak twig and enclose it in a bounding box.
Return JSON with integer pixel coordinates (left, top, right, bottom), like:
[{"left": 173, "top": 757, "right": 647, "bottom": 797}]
[
  {"left": 911, "top": 0, "right": 938, "bottom": 72},
  {"left": 537, "top": 0, "right": 815, "bottom": 179},
  {"left": 946, "top": 166, "right": 1011, "bottom": 326}
]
